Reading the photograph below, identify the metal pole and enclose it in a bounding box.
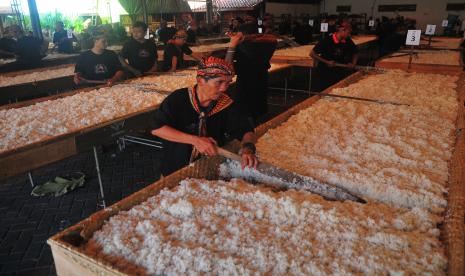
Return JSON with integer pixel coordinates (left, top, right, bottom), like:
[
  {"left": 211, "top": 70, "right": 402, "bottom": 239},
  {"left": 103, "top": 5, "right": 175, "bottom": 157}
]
[
  {"left": 28, "top": 172, "right": 35, "bottom": 187},
  {"left": 93, "top": 146, "right": 106, "bottom": 208},
  {"left": 142, "top": 0, "right": 148, "bottom": 24},
  {"left": 27, "top": 0, "right": 42, "bottom": 39},
  {"left": 206, "top": 0, "right": 213, "bottom": 25}
]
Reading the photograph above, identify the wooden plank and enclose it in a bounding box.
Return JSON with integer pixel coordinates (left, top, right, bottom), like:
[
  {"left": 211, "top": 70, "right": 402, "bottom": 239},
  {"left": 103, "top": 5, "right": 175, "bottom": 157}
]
[
  {"left": 0, "top": 137, "right": 77, "bottom": 180},
  {"left": 0, "top": 76, "right": 76, "bottom": 105}
]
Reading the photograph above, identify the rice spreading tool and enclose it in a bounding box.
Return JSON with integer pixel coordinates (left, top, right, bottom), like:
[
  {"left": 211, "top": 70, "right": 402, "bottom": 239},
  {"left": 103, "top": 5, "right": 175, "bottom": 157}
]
[
  {"left": 333, "top": 62, "right": 389, "bottom": 73},
  {"left": 309, "top": 91, "right": 410, "bottom": 106},
  {"left": 217, "top": 147, "right": 367, "bottom": 204}
]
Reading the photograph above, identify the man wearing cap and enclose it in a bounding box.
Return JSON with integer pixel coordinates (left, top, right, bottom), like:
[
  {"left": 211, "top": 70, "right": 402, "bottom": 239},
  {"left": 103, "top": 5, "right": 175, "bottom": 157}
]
[
  {"left": 162, "top": 30, "right": 197, "bottom": 72},
  {"left": 151, "top": 51, "right": 258, "bottom": 176},
  {"left": 311, "top": 21, "right": 358, "bottom": 91}
]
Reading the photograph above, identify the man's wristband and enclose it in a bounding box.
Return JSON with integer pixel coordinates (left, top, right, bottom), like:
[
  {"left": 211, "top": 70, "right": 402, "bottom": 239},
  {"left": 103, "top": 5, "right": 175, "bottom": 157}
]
[{"left": 240, "top": 142, "right": 256, "bottom": 154}]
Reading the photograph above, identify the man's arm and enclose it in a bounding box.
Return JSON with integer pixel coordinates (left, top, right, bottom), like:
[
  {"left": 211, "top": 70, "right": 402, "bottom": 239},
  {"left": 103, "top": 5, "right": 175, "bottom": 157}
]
[
  {"left": 311, "top": 49, "right": 335, "bottom": 66},
  {"left": 107, "top": 70, "right": 125, "bottom": 86},
  {"left": 152, "top": 125, "right": 218, "bottom": 156},
  {"left": 118, "top": 55, "right": 142, "bottom": 77},
  {"left": 169, "top": 56, "right": 178, "bottom": 72}
]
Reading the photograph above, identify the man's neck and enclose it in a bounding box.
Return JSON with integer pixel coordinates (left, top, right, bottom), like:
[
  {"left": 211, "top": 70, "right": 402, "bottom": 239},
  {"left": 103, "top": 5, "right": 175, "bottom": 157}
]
[
  {"left": 135, "top": 38, "right": 145, "bottom": 43},
  {"left": 196, "top": 87, "right": 213, "bottom": 107},
  {"left": 91, "top": 48, "right": 104, "bottom": 55}
]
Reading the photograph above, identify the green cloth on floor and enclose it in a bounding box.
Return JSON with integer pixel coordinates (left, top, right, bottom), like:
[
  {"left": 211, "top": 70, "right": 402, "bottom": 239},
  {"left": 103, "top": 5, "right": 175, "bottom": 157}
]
[{"left": 31, "top": 172, "right": 85, "bottom": 197}]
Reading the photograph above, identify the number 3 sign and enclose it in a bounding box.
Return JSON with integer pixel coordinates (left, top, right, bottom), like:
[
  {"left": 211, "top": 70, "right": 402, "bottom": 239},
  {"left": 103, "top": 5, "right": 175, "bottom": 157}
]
[{"left": 406, "top": 30, "right": 421, "bottom": 45}]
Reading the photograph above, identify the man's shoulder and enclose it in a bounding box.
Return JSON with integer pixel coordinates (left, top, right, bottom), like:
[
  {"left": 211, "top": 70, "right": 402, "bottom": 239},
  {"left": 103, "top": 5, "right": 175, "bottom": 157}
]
[{"left": 165, "top": 88, "right": 189, "bottom": 102}]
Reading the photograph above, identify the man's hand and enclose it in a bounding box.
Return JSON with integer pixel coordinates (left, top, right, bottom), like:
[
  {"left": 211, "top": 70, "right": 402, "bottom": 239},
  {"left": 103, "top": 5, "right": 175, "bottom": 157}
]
[
  {"left": 228, "top": 32, "right": 244, "bottom": 48},
  {"left": 73, "top": 74, "right": 82, "bottom": 85},
  {"left": 241, "top": 150, "right": 258, "bottom": 170},
  {"left": 107, "top": 79, "right": 116, "bottom": 87},
  {"left": 132, "top": 69, "right": 142, "bottom": 77},
  {"left": 192, "top": 136, "right": 218, "bottom": 156}
]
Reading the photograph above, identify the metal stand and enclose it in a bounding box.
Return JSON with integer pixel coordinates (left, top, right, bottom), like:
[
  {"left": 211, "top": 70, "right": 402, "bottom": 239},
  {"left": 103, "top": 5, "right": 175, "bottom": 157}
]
[
  {"left": 269, "top": 66, "right": 314, "bottom": 104},
  {"left": 93, "top": 146, "right": 106, "bottom": 208},
  {"left": 118, "top": 135, "right": 163, "bottom": 150}
]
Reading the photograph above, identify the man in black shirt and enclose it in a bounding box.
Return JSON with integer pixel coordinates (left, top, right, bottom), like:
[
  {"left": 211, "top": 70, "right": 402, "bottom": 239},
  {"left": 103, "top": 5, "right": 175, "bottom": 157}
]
[
  {"left": 233, "top": 23, "right": 277, "bottom": 123},
  {"left": 0, "top": 27, "right": 16, "bottom": 58},
  {"left": 157, "top": 21, "right": 177, "bottom": 44},
  {"left": 120, "top": 21, "right": 158, "bottom": 77},
  {"left": 52, "top": 21, "right": 75, "bottom": 53},
  {"left": 74, "top": 35, "right": 124, "bottom": 86},
  {"left": 151, "top": 54, "right": 257, "bottom": 176},
  {"left": 311, "top": 21, "right": 358, "bottom": 91},
  {"left": 186, "top": 22, "right": 198, "bottom": 45},
  {"left": 162, "top": 30, "right": 195, "bottom": 71},
  {"left": 6, "top": 25, "right": 45, "bottom": 71}
]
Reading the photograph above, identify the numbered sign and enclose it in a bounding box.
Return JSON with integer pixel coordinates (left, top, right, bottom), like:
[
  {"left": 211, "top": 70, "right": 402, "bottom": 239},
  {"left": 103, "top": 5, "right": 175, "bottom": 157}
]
[
  {"left": 67, "top": 29, "right": 73, "bottom": 39},
  {"left": 144, "top": 28, "right": 150, "bottom": 39},
  {"left": 258, "top": 27, "right": 263, "bottom": 34},
  {"left": 442, "top": 20, "right": 449, "bottom": 27},
  {"left": 258, "top": 19, "right": 263, "bottom": 25},
  {"left": 368, "top": 20, "right": 375, "bottom": 27},
  {"left": 405, "top": 30, "right": 421, "bottom": 46},
  {"left": 320, "top": 23, "right": 329, "bottom": 33},
  {"left": 425, "top": 24, "right": 436, "bottom": 35},
  {"left": 309, "top": 19, "right": 314, "bottom": 26}
]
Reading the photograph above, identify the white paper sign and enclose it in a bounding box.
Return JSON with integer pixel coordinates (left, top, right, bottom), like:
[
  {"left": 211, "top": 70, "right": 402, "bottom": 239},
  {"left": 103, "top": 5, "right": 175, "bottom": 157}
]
[
  {"left": 258, "top": 27, "right": 263, "bottom": 34},
  {"left": 144, "top": 28, "right": 150, "bottom": 39},
  {"left": 425, "top": 24, "right": 436, "bottom": 35},
  {"left": 309, "top": 19, "right": 314, "bottom": 26},
  {"left": 258, "top": 19, "right": 263, "bottom": 25},
  {"left": 406, "top": 30, "right": 421, "bottom": 45},
  {"left": 368, "top": 20, "right": 375, "bottom": 27},
  {"left": 442, "top": 20, "right": 449, "bottom": 27},
  {"left": 320, "top": 23, "right": 329, "bottom": 32},
  {"left": 67, "top": 30, "right": 73, "bottom": 39}
]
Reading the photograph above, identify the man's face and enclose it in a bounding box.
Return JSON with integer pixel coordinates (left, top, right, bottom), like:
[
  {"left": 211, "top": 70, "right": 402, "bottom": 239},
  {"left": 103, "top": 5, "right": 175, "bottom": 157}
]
[
  {"left": 132, "top": 27, "right": 145, "bottom": 41},
  {"left": 55, "top": 23, "right": 63, "bottom": 32},
  {"left": 198, "top": 75, "right": 233, "bottom": 100},
  {"left": 174, "top": 37, "right": 186, "bottom": 45},
  {"left": 338, "top": 28, "right": 351, "bottom": 39},
  {"left": 94, "top": 38, "right": 108, "bottom": 50}
]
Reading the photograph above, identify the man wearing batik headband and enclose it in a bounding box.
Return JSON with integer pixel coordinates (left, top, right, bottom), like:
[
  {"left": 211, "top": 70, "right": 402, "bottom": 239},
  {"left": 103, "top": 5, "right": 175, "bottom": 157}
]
[{"left": 151, "top": 54, "right": 258, "bottom": 176}]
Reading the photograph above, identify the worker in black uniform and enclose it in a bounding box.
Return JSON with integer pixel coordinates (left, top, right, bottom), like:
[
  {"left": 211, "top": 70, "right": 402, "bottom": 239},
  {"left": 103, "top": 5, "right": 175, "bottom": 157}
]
[
  {"left": 311, "top": 21, "right": 358, "bottom": 92},
  {"left": 0, "top": 27, "right": 16, "bottom": 58},
  {"left": 0, "top": 25, "right": 46, "bottom": 72},
  {"left": 52, "top": 21, "right": 75, "bottom": 53},
  {"left": 151, "top": 59, "right": 257, "bottom": 177},
  {"left": 162, "top": 30, "right": 198, "bottom": 72},
  {"left": 120, "top": 21, "right": 158, "bottom": 77},
  {"left": 151, "top": 49, "right": 258, "bottom": 176},
  {"left": 157, "top": 21, "right": 177, "bottom": 44},
  {"left": 233, "top": 21, "right": 278, "bottom": 125},
  {"left": 74, "top": 35, "right": 124, "bottom": 86}
]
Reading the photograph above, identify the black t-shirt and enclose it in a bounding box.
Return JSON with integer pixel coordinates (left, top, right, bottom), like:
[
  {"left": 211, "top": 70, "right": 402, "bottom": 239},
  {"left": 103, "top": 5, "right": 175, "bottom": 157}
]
[
  {"left": 75, "top": 49, "right": 122, "bottom": 81},
  {"left": 15, "top": 36, "right": 43, "bottom": 65},
  {"left": 152, "top": 88, "right": 254, "bottom": 175},
  {"left": 235, "top": 38, "right": 277, "bottom": 75},
  {"left": 158, "top": 27, "right": 177, "bottom": 44},
  {"left": 186, "top": 29, "right": 197, "bottom": 44},
  {"left": 0, "top": 37, "right": 16, "bottom": 58},
  {"left": 121, "top": 38, "right": 158, "bottom": 73},
  {"left": 53, "top": 30, "right": 73, "bottom": 53},
  {"left": 313, "top": 34, "right": 358, "bottom": 67},
  {"left": 162, "top": 43, "right": 193, "bottom": 71}
]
